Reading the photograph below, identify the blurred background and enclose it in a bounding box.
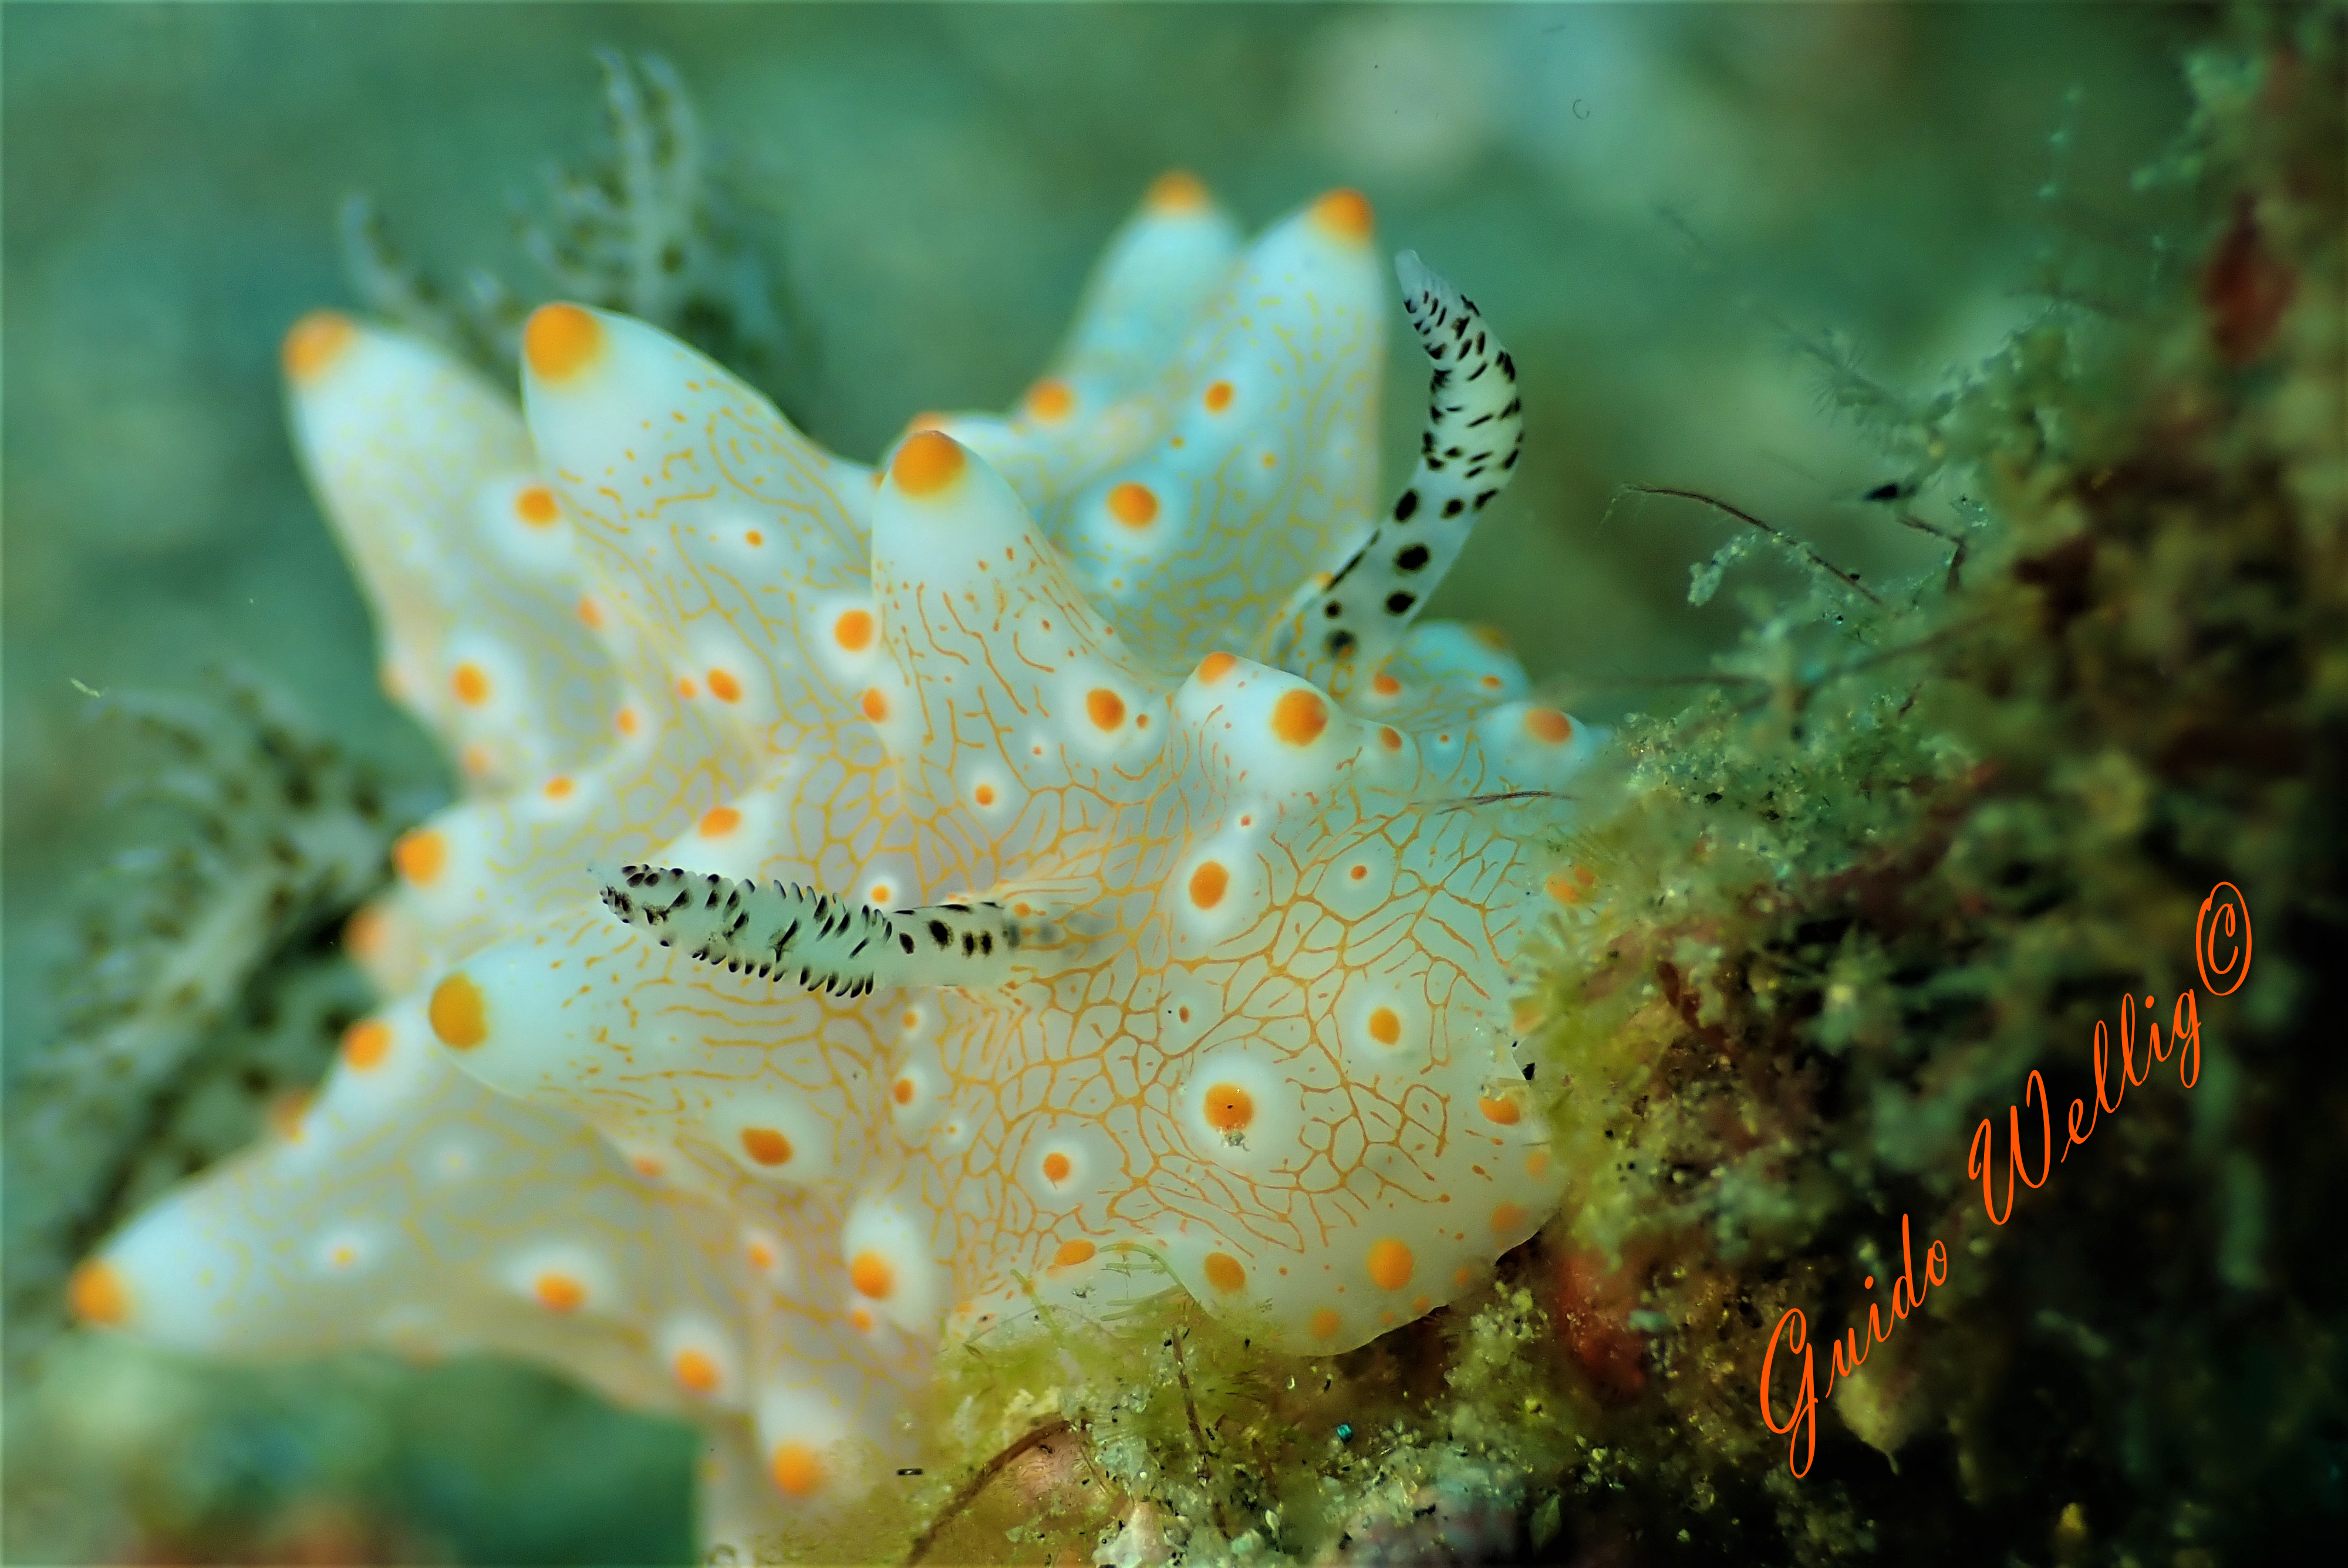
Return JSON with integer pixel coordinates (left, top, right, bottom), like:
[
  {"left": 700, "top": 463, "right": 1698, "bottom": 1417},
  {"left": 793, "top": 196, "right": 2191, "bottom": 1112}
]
[{"left": 4, "top": 5, "right": 2205, "bottom": 1562}]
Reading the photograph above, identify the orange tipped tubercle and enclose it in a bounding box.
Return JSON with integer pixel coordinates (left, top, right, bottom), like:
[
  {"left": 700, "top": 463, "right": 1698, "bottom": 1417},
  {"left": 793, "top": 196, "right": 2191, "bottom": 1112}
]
[
  {"left": 68, "top": 1259, "right": 130, "bottom": 1326},
  {"left": 1310, "top": 188, "right": 1375, "bottom": 242},
  {"left": 1145, "top": 169, "right": 1210, "bottom": 213},
  {"left": 892, "top": 430, "right": 966, "bottom": 496},
  {"left": 524, "top": 303, "right": 603, "bottom": 381},
  {"left": 282, "top": 311, "right": 356, "bottom": 384}
]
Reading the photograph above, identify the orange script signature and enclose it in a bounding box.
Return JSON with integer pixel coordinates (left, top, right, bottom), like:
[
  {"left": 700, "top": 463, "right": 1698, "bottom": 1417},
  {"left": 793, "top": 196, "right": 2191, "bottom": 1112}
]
[{"left": 1756, "top": 881, "right": 2253, "bottom": 1479}]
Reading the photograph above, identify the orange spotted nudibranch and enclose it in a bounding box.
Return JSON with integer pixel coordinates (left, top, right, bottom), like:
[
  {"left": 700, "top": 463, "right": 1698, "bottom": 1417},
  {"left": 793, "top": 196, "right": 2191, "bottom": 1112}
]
[{"left": 75, "top": 175, "right": 1601, "bottom": 1542}]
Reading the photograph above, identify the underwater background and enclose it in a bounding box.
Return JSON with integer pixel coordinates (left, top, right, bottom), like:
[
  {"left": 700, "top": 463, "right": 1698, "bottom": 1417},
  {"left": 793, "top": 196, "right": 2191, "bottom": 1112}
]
[{"left": 6, "top": 4, "right": 2336, "bottom": 1566}]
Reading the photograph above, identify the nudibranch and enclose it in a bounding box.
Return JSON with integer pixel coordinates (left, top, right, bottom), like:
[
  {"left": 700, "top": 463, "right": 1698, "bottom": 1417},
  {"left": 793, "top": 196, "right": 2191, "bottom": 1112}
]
[{"left": 73, "top": 176, "right": 1598, "bottom": 1545}]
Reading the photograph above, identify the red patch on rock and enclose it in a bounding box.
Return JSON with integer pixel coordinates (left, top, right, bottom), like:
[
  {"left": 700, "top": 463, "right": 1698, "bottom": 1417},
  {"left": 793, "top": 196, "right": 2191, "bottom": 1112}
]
[
  {"left": 1553, "top": 1248, "right": 1648, "bottom": 1403},
  {"left": 2201, "top": 193, "right": 2295, "bottom": 367}
]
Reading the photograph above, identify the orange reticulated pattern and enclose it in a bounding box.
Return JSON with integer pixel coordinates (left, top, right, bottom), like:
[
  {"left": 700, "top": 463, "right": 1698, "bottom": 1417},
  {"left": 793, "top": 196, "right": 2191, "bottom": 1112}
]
[{"left": 78, "top": 180, "right": 1597, "bottom": 1543}]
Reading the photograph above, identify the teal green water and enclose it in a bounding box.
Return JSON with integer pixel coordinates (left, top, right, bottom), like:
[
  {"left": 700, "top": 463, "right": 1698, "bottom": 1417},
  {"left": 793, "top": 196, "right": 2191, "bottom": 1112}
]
[{"left": 2, "top": 5, "right": 2197, "bottom": 1561}]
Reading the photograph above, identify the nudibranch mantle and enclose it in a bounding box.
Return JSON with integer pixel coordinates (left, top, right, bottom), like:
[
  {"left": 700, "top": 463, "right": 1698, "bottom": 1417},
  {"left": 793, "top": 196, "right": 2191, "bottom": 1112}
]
[{"left": 77, "top": 180, "right": 1599, "bottom": 1538}]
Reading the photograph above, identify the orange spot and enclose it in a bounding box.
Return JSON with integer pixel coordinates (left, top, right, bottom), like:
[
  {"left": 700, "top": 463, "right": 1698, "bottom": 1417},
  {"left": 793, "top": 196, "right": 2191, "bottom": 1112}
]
[
  {"left": 1367, "top": 1239, "right": 1414, "bottom": 1291},
  {"left": 740, "top": 1127, "right": 793, "bottom": 1167},
  {"left": 1478, "top": 1095, "right": 1522, "bottom": 1126},
  {"left": 1261, "top": 451, "right": 1278, "bottom": 469},
  {"left": 1526, "top": 1149, "right": 1552, "bottom": 1178},
  {"left": 1271, "top": 688, "right": 1328, "bottom": 746},
  {"left": 1368, "top": 1006, "right": 1401, "bottom": 1046},
  {"left": 68, "top": 1260, "right": 130, "bottom": 1326},
  {"left": 1525, "top": 707, "right": 1573, "bottom": 744},
  {"left": 1492, "top": 1201, "right": 1529, "bottom": 1235},
  {"left": 744, "top": 529, "right": 764, "bottom": 546},
  {"left": 342, "top": 1020, "right": 392, "bottom": 1072},
  {"left": 1348, "top": 864, "right": 1368, "bottom": 881},
  {"left": 691, "top": 807, "right": 739, "bottom": 840},
  {"left": 973, "top": 783, "right": 997, "bottom": 807},
  {"left": 515, "top": 485, "right": 561, "bottom": 528},
  {"left": 1480, "top": 674, "right": 1504, "bottom": 691},
  {"left": 834, "top": 608, "right": 875, "bottom": 651},
  {"left": 345, "top": 905, "right": 386, "bottom": 958},
  {"left": 1054, "top": 1239, "right": 1095, "bottom": 1267},
  {"left": 1308, "top": 1308, "right": 1341, "bottom": 1341},
  {"left": 1412, "top": 1294, "right": 1431, "bottom": 1314},
  {"left": 1371, "top": 673, "right": 1402, "bottom": 697},
  {"left": 707, "top": 668, "right": 741, "bottom": 703},
  {"left": 615, "top": 705, "right": 639, "bottom": 736},
  {"left": 1042, "top": 1151, "right": 1072, "bottom": 1182},
  {"left": 745, "top": 1240, "right": 777, "bottom": 1270},
  {"left": 1545, "top": 869, "right": 1588, "bottom": 905},
  {"left": 849, "top": 1307, "right": 874, "bottom": 1332},
  {"left": 282, "top": 310, "right": 357, "bottom": 383},
  {"left": 524, "top": 303, "right": 601, "bottom": 380},
  {"left": 544, "top": 775, "right": 575, "bottom": 800},
  {"left": 578, "top": 596, "right": 605, "bottom": 630},
  {"left": 451, "top": 663, "right": 491, "bottom": 706},
  {"left": 676, "top": 677, "right": 699, "bottom": 699},
  {"left": 861, "top": 688, "right": 889, "bottom": 722},
  {"left": 1023, "top": 378, "right": 1075, "bottom": 422},
  {"left": 1203, "top": 1252, "right": 1247, "bottom": 1293},
  {"left": 1203, "top": 1083, "right": 1254, "bottom": 1132},
  {"left": 1473, "top": 625, "right": 1509, "bottom": 650},
  {"left": 1106, "top": 482, "right": 1159, "bottom": 528},
  {"left": 427, "top": 974, "right": 488, "bottom": 1049},
  {"left": 1378, "top": 725, "right": 1403, "bottom": 752},
  {"left": 674, "top": 1349, "right": 720, "bottom": 1394},
  {"left": 1086, "top": 688, "right": 1127, "bottom": 730},
  {"left": 892, "top": 430, "right": 966, "bottom": 495},
  {"left": 394, "top": 829, "right": 447, "bottom": 886},
  {"left": 1454, "top": 1266, "right": 1475, "bottom": 1290},
  {"left": 770, "top": 1441, "right": 825, "bottom": 1498},
  {"left": 869, "top": 883, "right": 891, "bottom": 905},
  {"left": 633, "top": 1155, "right": 663, "bottom": 1178},
  {"left": 1203, "top": 380, "right": 1234, "bottom": 413},
  {"left": 268, "top": 1088, "right": 312, "bottom": 1141},
  {"left": 1188, "top": 860, "right": 1229, "bottom": 910},
  {"left": 849, "top": 1251, "right": 894, "bottom": 1300},
  {"left": 1196, "top": 650, "right": 1238, "bottom": 684},
  {"left": 1310, "top": 187, "right": 1375, "bottom": 242},
  {"left": 534, "top": 1272, "right": 585, "bottom": 1313},
  {"left": 1146, "top": 169, "right": 1209, "bottom": 212},
  {"left": 893, "top": 1077, "right": 916, "bottom": 1106}
]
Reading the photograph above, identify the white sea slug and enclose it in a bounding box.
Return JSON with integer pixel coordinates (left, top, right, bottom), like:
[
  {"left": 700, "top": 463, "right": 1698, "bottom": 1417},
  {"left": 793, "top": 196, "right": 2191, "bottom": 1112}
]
[{"left": 72, "top": 177, "right": 1600, "bottom": 1545}]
